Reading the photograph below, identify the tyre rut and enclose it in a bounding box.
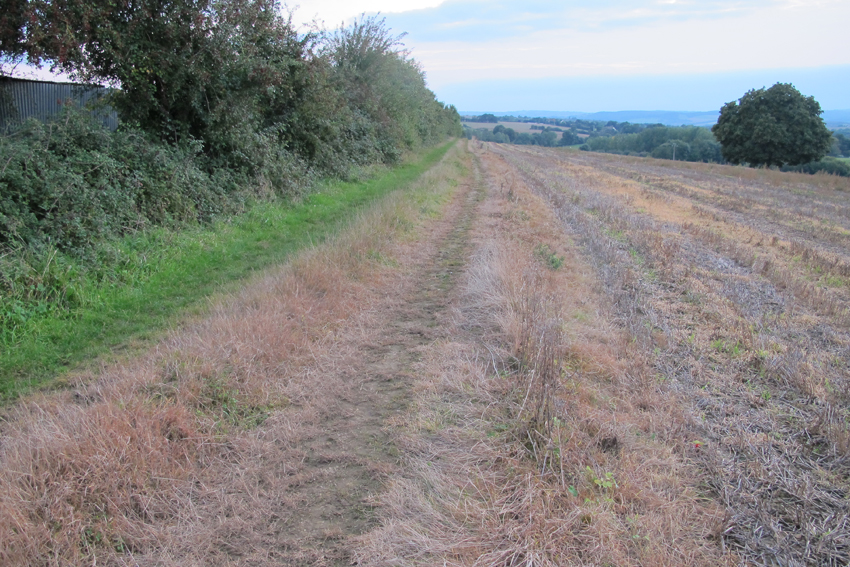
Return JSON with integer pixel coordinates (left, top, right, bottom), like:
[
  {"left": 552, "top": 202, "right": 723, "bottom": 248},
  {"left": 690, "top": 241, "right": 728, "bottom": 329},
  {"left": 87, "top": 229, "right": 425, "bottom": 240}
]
[{"left": 271, "top": 159, "right": 483, "bottom": 565}]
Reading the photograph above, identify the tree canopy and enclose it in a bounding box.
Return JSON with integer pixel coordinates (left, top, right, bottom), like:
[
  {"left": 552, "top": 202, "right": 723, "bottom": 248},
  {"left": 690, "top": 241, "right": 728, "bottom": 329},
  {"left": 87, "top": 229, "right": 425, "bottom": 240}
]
[
  {"left": 711, "top": 83, "right": 832, "bottom": 168},
  {"left": 1, "top": 2, "right": 460, "bottom": 170},
  {"left": 0, "top": 3, "right": 461, "bottom": 254}
]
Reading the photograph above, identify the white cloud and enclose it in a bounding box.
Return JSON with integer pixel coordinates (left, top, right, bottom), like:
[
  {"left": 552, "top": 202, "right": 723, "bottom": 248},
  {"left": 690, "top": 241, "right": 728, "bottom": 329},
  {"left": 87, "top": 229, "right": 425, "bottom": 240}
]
[
  {"left": 289, "top": 0, "right": 448, "bottom": 28},
  {"left": 410, "top": 0, "right": 850, "bottom": 89}
]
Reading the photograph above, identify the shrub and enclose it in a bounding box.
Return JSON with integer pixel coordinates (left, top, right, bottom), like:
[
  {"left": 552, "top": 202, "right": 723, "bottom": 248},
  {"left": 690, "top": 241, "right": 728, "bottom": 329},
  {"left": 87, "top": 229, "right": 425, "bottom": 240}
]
[
  {"left": 781, "top": 157, "right": 850, "bottom": 177},
  {"left": 0, "top": 108, "right": 257, "bottom": 256}
]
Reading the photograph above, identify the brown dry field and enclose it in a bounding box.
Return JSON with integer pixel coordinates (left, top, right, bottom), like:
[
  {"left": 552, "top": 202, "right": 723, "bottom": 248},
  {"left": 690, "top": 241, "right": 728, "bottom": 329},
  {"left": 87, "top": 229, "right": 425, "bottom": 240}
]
[
  {"left": 461, "top": 121, "right": 560, "bottom": 135},
  {"left": 2, "top": 140, "right": 849, "bottom": 566}
]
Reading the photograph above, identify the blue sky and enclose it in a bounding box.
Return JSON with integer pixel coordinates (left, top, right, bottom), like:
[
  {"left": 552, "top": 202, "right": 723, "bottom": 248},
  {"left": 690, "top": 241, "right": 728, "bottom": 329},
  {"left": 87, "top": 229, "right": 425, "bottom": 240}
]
[
  {"left": 293, "top": 0, "right": 850, "bottom": 112},
  {"left": 7, "top": 1, "right": 847, "bottom": 112}
]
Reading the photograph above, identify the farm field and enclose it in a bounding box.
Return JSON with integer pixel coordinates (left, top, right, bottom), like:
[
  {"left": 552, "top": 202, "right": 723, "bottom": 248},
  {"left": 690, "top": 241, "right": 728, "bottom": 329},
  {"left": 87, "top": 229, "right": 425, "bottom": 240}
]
[
  {"left": 462, "top": 120, "right": 560, "bottom": 134},
  {"left": 2, "top": 140, "right": 849, "bottom": 565}
]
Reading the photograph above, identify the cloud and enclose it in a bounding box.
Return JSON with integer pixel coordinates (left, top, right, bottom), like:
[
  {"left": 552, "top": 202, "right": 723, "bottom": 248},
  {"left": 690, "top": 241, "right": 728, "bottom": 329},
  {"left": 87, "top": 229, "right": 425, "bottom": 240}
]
[
  {"left": 404, "top": 0, "right": 850, "bottom": 91},
  {"left": 286, "top": 0, "right": 850, "bottom": 111},
  {"left": 382, "top": 0, "right": 778, "bottom": 42},
  {"left": 289, "top": 0, "right": 449, "bottom": 28}
]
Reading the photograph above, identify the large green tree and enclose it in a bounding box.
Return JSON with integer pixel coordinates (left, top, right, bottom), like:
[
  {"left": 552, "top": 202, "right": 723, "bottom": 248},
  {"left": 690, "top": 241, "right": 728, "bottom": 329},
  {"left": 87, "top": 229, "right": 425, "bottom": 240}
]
[
  {"left": 1, "top": 2, "right": 459, "bottom": 175},
  {"left": 712, "top": 83, "right": 832, "bottom": 168}
]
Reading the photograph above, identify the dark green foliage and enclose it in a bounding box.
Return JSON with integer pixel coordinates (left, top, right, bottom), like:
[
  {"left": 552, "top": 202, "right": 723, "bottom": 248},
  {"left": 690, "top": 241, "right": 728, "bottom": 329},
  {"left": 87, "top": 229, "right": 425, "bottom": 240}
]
[
  {"left": 583, "top": 125, "right": 722, "bottom": 162},
  {"left": 0, "top": 6, "right": 460, "bottom": 365},
  {"left": 559, "top": 130, "right": 581, "bottom": 146},
  {"left": 832, "top": 133, "right": 850, "bottom": 157},
  {"left": 0, "top": 107, "right": 273, "bottom": 255},
  {"left": 464, "top": 113, "right": 499, "bottom": 123},
  {"left": 712, "top": 83, "right": 832, "bottom": 168},
  {"left": 651, "top": 140, "right": 690, "bottom": 161},
  {"left": 0, "top": 6, "right": 459, "bottom": 251},
  {"left": 322, "top": 15, "right": 460, "bottom": 165},
  {"left": 781, "top": 157, "right": 850, "bottom": 177},
  {"left": 4, "top": 0, "right": 314, "bottom": 157}
]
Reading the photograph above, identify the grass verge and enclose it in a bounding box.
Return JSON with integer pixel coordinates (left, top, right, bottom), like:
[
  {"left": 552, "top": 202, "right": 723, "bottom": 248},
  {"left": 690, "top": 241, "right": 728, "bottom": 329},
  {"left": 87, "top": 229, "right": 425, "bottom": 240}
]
[
  {"left": 1, "top": 140, "right": 456, "bottom": 400},
  {"left": 0, "top": 139, "right": 467, "bottom": 566}
]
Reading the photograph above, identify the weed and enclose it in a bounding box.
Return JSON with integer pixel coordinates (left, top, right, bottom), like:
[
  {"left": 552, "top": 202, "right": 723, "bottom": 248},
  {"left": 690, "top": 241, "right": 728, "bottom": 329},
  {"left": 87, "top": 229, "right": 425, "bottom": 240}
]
[
  {"left": 534, "top": 243, "right": 564, "bottom": 270},
  {"left": 586, "top": 466, "right": 617, "bottom": 491}
]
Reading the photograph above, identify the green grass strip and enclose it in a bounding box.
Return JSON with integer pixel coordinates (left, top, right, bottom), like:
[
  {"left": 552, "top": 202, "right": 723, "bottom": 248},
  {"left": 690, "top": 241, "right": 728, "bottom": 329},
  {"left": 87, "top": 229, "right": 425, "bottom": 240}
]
[{"left": 1, "top": 141, "right": 455, "bottom": 400}]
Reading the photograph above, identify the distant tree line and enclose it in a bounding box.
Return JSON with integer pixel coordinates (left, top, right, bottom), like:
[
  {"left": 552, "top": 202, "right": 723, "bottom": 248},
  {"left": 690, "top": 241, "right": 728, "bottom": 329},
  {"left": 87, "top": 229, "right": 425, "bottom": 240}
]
[
  {"left": 464, "top": 113, "right": 500, "bottom": 123},
  {"left": 462, "top": 106, "right": 849, "bottom": 176},
  {"left": 463, "top": 114, "right": 652, "bottom": 138},
  {"left": 464, "top": 123, "right": 580, "bottom": 147},
  {"left": 580, "top": 125, "right": 724, "bottom": 163}
]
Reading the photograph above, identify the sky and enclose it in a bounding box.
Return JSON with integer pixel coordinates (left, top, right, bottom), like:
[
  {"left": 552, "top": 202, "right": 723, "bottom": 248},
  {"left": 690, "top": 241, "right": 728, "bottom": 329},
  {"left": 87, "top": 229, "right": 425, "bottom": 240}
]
[
  {"left": 291, "top": 0, "right": 850, "bottom": 113},
  {"left": 7, "top": 1, "right": 848, "bottom": 113}
]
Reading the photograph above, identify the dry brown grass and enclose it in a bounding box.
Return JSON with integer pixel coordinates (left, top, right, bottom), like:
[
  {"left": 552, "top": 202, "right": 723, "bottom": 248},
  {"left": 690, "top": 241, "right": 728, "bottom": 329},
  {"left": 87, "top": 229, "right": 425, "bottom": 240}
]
[
  {"left": 484, "top": 144, "right": 850, "bottom": 566},
  {"left": 355, "top": 144, "right": 727, "bottom": 566},
  {"left": 0, "top": 142, "right": 467, "bottom": 566},
  {"left": 6, "top": 139, "right": 847, "bottom": 565}
]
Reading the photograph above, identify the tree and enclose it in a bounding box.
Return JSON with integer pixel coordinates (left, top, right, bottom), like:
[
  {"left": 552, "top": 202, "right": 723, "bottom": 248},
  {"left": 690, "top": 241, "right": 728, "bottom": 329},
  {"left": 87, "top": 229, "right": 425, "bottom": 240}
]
[
  {"left": 0, "top": 0, "right": 27, "bottom": 65},
  {"left": 559, "top": 131, "right": 580, "bottom": 146},
  {"left": 534, "top": 130, "right": 558, "bottom": 147},
  {"left": 834, "top": 133, "right": 850, "bottom": 157},
  {"left": 1, "top": 0, "right": 313, "bottom": 149},
  {"left": 651, "top": 140, "right": 689, "bottom": 161},
  {"left": 712, "top": 83, "right": 832, "bottom": 168}
]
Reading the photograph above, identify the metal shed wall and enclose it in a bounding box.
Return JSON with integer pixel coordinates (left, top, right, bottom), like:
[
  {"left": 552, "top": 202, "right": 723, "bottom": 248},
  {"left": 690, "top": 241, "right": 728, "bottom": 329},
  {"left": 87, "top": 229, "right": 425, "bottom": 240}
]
[{"left": 0, "top": 77, "right": 118, "bottom": 132}]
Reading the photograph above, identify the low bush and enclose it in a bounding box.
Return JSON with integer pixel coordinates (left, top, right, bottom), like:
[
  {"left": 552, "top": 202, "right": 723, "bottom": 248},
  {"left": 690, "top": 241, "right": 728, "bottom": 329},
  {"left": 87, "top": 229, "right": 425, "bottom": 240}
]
[
  {"left": 0, "top": 108, "right": 270, "bottom": 256},
  {"left": 781, "top": 156, "right": 850, "bottom": 177}
]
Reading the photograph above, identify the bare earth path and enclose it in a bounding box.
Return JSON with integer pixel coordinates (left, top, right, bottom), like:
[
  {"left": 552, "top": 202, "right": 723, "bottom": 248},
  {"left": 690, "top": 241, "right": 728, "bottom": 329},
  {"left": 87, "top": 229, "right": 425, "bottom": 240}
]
[
  {"left": 0, "top": 144, "right": 483, "bottom": 567},
  {"left": 247, "top": 157, "right": 482, "bottom": 565}
]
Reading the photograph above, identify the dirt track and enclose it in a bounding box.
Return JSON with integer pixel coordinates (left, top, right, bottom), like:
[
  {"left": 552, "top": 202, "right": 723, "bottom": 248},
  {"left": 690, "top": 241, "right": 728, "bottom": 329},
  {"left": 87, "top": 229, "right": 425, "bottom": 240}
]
[{"left": 258, "top": 156, "right": 481, "bottom": 564}]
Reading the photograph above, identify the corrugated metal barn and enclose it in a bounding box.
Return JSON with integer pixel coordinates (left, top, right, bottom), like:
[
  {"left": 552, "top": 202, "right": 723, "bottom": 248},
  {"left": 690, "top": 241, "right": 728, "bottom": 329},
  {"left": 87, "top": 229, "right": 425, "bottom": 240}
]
[{"left": 0, "top": 76, "right": 118, "bottom": 132}]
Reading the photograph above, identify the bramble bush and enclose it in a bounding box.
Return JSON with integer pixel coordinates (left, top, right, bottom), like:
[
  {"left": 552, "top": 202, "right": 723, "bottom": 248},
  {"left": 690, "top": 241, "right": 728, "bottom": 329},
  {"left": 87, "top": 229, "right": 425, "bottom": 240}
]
[{"left": 0, "top": 4, "right": 461, "bottom": 346}]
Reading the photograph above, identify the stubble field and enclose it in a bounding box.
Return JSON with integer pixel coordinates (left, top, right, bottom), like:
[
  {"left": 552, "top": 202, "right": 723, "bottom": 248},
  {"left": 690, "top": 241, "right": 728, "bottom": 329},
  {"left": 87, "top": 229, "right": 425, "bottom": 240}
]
[{"left": 2, "top": 140, "right": 848, "bottom": 566}]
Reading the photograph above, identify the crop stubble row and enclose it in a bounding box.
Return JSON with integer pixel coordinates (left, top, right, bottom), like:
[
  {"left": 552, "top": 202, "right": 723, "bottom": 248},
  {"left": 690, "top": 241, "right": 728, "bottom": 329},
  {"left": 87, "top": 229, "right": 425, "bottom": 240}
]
[{"left": 489, "top": 144, "right": 850, "bottom": 566}]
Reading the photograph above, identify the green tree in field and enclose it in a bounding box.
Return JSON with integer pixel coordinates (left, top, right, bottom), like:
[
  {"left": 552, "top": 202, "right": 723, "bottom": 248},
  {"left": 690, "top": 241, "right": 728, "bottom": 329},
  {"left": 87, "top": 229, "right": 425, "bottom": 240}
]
[
  {"left": 559, "top": 131, "right": 581, "bottom": 146},
  {"left": 712, "top": 83, "right": 832, "bottom": 168},
  {"left": 535, "top": 130, "right": 558, "bottom": 147}
]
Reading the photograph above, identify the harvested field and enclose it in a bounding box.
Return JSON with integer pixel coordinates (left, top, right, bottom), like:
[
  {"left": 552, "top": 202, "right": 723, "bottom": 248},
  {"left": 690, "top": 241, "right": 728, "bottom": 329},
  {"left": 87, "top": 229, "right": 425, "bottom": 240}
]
[
  {"left": 461, "top": 121, "right": 562, "bottom": 135},
  {"left": 2, "top": 140, "right": 849, "bottom": 566},
  {"left": 466, "top": 144, "right": 850, "bottom": 565}
]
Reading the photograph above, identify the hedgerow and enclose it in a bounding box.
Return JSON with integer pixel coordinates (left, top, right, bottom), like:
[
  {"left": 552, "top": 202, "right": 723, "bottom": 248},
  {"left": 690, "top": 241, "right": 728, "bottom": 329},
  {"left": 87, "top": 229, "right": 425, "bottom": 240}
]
[{"left": 0, "top": 5, "right": 462, "bottom": 352}]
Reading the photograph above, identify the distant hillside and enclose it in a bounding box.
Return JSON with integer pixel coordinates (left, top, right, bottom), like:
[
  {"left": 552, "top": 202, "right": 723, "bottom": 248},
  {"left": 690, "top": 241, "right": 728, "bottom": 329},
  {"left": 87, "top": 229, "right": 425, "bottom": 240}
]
[
  {"left": 460, "top": 109, "right": 850, "bottom": 128},
  {"left": 460, "top": 110, "right": 718, "bottom": 127},
  {"left": 823, "top": 110, "right": 850, "bottom": 127}
]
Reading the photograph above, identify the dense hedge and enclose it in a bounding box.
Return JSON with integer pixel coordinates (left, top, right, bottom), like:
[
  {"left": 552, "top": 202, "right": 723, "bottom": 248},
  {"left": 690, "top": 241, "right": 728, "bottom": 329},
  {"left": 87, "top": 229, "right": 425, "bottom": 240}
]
[
  {"left": 0, "top": 9, "right": 461, "bottom": 339},
  {"left": 781, "top": 157, "right": 850, "bottom": 177},
  {"left": 0, "top": 109, "right": 276, "bottom": 255},
  {"left": 0, "top": 12, "right": 460, "bottom": 254}
]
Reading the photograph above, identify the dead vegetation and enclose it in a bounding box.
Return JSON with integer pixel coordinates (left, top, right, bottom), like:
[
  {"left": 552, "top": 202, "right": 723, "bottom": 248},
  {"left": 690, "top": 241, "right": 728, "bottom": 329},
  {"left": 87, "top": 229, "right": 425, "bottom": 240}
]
[
  {"left": 487, "top": 144, "right": 850, "bottom": 565},
  {"left": 0, "top": 142, "right": 468, "bottom": 566},
  {"left": 356, "top": 143, "right": 727, "bottom": 566},
  {"left": 4, "top": 139, "right": 849, "bottom": 566}
]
